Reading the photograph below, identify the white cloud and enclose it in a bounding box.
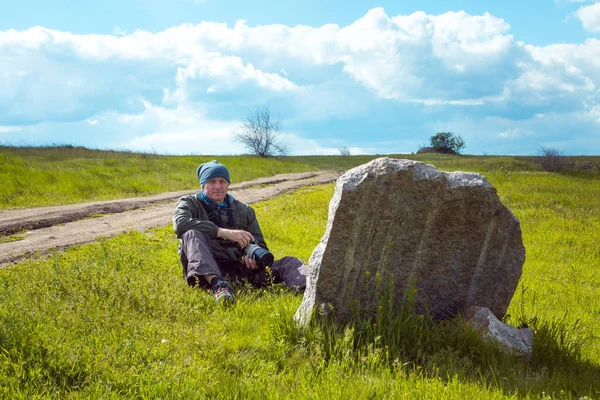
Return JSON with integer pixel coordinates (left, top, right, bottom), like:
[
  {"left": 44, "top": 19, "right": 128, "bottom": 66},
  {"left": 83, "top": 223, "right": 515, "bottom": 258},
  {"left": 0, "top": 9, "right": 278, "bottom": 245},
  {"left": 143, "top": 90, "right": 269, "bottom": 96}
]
[
  {"left": 0, "top": 8, "right": 524, "bottom": 118},
  {"left": 0, "top": 126, "right": 24, "bottom": 133},
  {"left": 0, "top": 25, "right": 300, "bottom": 125},
  {"left": 124, "top": 129, "right": 243, "bottom": 155},
  {"left": 331, "top": 9, "right": 518, "bottom": 101},
  {"left": 512, "top": 40, "right": 600, "bottom": 114},
  {"left": 93, "top": 101, "right": 242, "bottom": 154},
  {"left": 115, "top": 104, "right": 367, "bottom": 155},
  {"left": 174, "top": 54, "right": 301, "bottom": 100},
  {"left": 0, "top": 10, "right": 581, "bottom": 121},
  {"left": 278, "top": 132, "right": 376, "bottom": 155},
  {"left": 555, "top": 0, "right": 589, "bottom": 5},
  {"left": 2, "top": 8, "right": 600, "bottom": 155},
  {"left": 498, "top": 128, "right": 534, "bottom": 138},
  {"left": 576, "top": 2, "right": 600, "bottom": 32}
]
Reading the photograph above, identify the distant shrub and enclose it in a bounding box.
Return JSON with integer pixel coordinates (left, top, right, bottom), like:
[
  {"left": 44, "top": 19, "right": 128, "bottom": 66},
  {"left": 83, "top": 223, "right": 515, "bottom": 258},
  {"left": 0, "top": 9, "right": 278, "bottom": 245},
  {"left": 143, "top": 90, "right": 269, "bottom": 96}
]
[
  {"left": 422, "top": 132, "right": 466, "bottom": 154},
  {"left": 416, "top": 146, "right": 436, "bottom": 154},
  {"left": 536, "top": 146, "right": 570, "bottom": 173}
]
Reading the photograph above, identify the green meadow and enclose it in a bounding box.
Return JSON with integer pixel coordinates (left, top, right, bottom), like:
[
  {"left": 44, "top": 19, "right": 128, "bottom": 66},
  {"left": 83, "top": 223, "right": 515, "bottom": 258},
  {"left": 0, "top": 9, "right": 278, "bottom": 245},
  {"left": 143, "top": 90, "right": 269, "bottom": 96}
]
[
  {"left": 0, "top": 146, "right": 314, "bottom": 209},
  {"left": 1, "top": 146, "right": 599, "bottom": 398}
]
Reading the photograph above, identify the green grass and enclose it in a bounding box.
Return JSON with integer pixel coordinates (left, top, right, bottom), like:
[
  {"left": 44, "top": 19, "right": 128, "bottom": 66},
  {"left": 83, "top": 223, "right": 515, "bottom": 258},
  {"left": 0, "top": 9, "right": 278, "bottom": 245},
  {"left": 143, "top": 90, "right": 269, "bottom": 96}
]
[
  {"left": 0, "top": 146, "right": 315, "bottom": 209},
  {"left": 2, "top": 145, "right": 598, "bottom": 210},
  {"left": 1, "top": 160, "right": 600, "bottom": 398},
  {"left": 295, "top": 153, "right": 600, "bottom": 176},
  {"left": 1, "top": 147, "right": 599, "bottom": 397},
  {"left": 0, "top": 233, "right": 25, "bottom": 244}
]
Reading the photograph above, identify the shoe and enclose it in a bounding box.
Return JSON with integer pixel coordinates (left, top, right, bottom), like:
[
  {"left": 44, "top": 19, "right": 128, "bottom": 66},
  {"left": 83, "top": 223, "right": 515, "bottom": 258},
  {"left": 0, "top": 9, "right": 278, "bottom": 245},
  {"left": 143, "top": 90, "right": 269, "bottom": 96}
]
[{"left": 212, "top": 281, "right": 235, "bottom": 305}]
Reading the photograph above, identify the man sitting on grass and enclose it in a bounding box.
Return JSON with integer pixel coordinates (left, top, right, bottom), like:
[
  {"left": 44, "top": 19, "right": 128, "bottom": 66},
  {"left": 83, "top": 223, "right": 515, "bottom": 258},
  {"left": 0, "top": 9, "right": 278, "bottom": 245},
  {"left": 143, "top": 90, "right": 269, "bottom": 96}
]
[{"left": 173, "top": 160, "right": 308, "bottom": 305}]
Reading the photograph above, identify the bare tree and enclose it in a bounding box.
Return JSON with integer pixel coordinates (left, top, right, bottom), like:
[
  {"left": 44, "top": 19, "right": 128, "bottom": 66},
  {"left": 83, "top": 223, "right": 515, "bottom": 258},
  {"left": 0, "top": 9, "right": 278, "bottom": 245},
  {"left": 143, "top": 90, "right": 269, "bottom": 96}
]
[
  {"left": 234, "top": 105, "right": 289, "bottom": 157},
  {"left": 338, "top": 146, "right": 351, "bottom": 156}
]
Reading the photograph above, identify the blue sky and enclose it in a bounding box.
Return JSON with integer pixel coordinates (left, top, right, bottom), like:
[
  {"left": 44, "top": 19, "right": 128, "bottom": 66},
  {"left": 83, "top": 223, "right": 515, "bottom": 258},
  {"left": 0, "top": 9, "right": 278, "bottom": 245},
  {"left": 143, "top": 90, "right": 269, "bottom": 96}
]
[{"left": 1, "top": 0, "right": 600, "bottom": 155}]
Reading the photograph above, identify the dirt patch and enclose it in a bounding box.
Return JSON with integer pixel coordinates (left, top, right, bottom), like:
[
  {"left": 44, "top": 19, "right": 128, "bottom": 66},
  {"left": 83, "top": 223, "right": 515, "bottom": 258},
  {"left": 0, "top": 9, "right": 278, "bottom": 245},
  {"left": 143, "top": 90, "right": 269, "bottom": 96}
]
[{"left": 0, "top": 171, "right": 341, "bottom": 266}]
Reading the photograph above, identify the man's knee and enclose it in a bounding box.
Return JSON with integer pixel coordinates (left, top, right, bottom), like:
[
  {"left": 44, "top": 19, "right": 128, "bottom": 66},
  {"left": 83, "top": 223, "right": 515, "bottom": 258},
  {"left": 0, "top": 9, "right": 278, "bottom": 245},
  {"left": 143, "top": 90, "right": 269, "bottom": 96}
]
[
  {"left": 181, "top": 229, "right": 210, "bottom": 244},
  {"left": 180, "top": 230, "right": 221, "bottom": 283},
  {"left": 271, "top": 256, "right": 308, "bottom": 291},
  {"left": 181, "top": 230, "right": 212, "bottom": 260}
]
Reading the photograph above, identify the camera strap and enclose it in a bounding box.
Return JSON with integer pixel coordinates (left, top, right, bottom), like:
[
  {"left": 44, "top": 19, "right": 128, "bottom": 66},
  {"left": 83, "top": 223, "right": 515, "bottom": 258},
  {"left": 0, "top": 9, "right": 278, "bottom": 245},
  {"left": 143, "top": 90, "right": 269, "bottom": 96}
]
[{"left": 198, "top": 193, "right": 236, "bottom": 228}]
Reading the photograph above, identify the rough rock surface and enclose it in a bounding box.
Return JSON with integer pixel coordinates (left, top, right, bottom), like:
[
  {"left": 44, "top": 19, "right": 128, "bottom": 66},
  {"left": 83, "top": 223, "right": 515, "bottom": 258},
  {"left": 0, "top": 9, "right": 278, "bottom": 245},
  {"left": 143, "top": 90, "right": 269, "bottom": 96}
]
[
  {"left": 466, "top": 306, "right": 534, "bottom": 357},
  {"left": 295, "top": 157, "right": 525, "bottom": 325}
]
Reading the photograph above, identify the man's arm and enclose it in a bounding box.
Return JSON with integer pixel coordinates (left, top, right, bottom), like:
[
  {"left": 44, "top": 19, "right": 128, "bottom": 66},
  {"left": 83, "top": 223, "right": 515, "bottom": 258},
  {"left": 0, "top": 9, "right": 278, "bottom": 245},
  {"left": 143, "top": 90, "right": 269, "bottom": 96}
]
[
  {"left": 244, "top": 206, "right": 268, "bottom": 249},
  {"left": 173, "top": 196, "right": 219, "bottom": 238},
  {"left": 216, "top": 227, "right": 254, "bottom": 248},
  {"left": 174, "top": 195, "right": 257, "bottom": 248}
]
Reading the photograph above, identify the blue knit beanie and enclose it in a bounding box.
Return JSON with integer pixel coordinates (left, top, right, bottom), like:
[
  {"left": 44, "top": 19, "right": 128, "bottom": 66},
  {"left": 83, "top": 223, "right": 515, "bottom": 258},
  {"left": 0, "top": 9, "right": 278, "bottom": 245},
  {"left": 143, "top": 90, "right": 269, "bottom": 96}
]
[{"left": 196, "top": 160, "right": 231, "bottom": 186}]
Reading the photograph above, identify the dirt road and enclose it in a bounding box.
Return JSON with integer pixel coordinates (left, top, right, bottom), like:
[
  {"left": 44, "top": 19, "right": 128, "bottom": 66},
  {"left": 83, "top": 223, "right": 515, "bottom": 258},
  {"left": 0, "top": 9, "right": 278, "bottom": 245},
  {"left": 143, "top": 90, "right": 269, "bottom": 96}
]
[{"left": 0, "top": 170, "right": 341, "bottom": 266}]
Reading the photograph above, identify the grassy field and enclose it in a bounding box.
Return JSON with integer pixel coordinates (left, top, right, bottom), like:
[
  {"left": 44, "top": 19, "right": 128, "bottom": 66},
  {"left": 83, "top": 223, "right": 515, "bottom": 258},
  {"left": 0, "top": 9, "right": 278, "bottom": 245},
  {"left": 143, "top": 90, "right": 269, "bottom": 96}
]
[
  {"left": 1, "top": 147, "right": 599, "bottom": 398},
  {"left": 0, "top": 146, "right": 315, "bottom": 209},
  {"left": 1, "top": 145, "right": 598, "bottom": 210}
]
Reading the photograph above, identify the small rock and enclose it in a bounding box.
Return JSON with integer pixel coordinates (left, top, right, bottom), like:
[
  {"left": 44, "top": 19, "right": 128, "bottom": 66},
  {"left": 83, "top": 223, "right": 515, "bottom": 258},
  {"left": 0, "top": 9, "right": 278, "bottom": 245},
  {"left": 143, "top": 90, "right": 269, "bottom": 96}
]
[{"left": 465, "top": 306, "right": 533, "bottom": 357}]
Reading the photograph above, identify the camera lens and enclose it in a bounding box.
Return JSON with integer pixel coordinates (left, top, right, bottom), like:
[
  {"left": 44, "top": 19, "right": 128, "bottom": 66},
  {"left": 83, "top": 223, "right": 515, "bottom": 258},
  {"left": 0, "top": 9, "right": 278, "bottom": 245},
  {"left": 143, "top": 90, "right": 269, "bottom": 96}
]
[{"left": 245, "top": 242, "right": 274, "bottom": 269}]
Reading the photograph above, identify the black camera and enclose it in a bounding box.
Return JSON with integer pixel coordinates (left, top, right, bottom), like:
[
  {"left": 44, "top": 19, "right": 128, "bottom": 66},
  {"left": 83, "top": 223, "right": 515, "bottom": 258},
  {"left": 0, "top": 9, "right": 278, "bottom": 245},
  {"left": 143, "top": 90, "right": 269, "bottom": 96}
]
[{"left": 245, "top": 240, "right": 274, "bottom": 269}]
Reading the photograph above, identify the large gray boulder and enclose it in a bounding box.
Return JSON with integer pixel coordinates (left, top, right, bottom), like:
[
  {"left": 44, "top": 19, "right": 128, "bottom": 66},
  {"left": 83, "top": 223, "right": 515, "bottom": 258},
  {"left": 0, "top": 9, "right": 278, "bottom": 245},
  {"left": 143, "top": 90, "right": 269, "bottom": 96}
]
[{"left": 295, "top": 157, "right": 525, "bottom": 326}]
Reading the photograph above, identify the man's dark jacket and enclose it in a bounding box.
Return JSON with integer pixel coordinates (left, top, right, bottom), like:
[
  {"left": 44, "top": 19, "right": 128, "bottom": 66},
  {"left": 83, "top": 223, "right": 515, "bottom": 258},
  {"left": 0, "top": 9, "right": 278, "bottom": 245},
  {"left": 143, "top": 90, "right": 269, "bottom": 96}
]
[{"left": 173, "top": 193, "right": 267, "bottom": 265}]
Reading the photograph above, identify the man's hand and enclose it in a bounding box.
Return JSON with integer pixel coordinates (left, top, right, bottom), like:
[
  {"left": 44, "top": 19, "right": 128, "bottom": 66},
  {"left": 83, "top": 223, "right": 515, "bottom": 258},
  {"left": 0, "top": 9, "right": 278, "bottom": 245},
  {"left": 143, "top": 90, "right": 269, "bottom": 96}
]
[
  {"left": 217, "top": 228, "right": 259, "bottom": 270},
  {"left": 217, "top": 228, "right": 254, "bottom": 249},
  {"left": 243, "top": 255, "right": 259, "bottom": 271}
]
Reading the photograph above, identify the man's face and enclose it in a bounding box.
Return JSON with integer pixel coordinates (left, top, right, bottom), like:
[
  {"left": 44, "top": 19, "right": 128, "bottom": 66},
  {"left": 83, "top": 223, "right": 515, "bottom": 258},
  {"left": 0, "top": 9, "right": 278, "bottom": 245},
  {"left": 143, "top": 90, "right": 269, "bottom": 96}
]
[{"left": 203, "top": 177, "right": 229, "bottom": 203}]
